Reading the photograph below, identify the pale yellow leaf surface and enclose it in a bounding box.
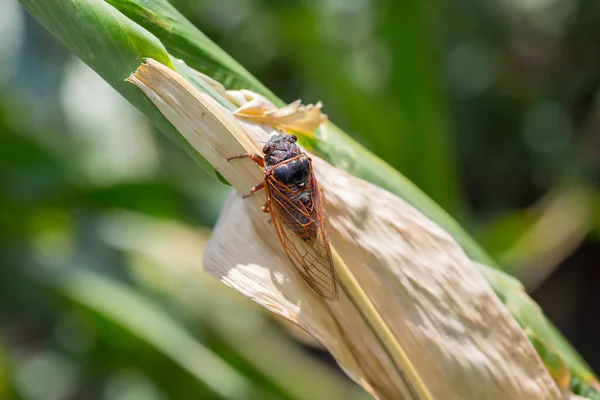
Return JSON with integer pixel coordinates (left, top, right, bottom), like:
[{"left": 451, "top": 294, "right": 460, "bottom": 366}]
[
  {"left": 230, "top": 90, "right": 328, "bottom": 135},
  {"left": 127, "top": 58, "right": 565, "bottom": 400}
]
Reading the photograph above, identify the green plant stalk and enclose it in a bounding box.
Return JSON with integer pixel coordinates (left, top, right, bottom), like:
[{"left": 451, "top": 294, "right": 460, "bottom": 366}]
[
  {"left": 381, "top": 0, "right": 461, "bottom": 213},
  {"left": 18, "top": 0, "right": 599, "bottom": 396},
  {"left": 105, "top": 0, "right": 279, "bottom": 101}
]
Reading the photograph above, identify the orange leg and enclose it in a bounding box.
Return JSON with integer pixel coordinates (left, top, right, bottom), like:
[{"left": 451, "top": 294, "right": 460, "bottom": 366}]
[
  {"left": 263, "top": 201, "right": 271, "bottom": 223},
  {"left": 227, "top": 153, "right": 265, "bottom": 167},
  {"left": 228, "top": 153, "right": 269, "bottom": 199},
  {"left": 243, "top": 181, "right": 265, "bottom": 198}
]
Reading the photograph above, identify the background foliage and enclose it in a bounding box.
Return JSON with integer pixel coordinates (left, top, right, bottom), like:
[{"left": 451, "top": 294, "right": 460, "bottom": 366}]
[{"left": 1, "top": 0, "right": 599, "bottom": 398}]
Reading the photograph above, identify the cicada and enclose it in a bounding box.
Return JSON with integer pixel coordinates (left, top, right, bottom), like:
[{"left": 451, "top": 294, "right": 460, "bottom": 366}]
[{"left": 228, "top": 133, "right": 337, "bottom": 300}]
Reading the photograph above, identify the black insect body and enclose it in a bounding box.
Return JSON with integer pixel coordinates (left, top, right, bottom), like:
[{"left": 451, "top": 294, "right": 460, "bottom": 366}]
[
  {"left": 268, "top": 154, "right": 315, "bottom": 242},
  {"left": 227, "top": 133, "right": 337, "bottom": 300}
]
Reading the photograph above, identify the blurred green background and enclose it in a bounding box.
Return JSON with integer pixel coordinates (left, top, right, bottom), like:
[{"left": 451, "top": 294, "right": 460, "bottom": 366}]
[{"left": 2, "top": 0, "right": 600, "bottom": 399}]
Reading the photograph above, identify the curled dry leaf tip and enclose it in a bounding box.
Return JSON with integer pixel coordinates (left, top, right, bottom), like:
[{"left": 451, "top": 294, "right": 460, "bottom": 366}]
[{"left": 127, "top": 58, "right": 565, "bottom": 400}]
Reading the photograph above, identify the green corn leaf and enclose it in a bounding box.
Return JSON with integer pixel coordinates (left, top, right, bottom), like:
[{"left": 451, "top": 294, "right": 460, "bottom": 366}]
[
  {"left": 17, "top": 0, "right": 216, "bottom": 179},
  {"left": 104, "top": 0, "right": 278, "bottom": 102}
]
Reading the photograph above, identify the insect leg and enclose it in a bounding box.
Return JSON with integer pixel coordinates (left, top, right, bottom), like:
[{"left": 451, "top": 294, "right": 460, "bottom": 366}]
[
  {"left": 242, "top": 181, "right": 265, "bottom": 198},
  {"left": 227, "top": 153, "right": 265, "bottom": 167},
  {"left": 263, "top": 200, "right": 272, "bottom": 222},
  {"left": 261, "top": 201, "right": 270, "bottom": 213}
]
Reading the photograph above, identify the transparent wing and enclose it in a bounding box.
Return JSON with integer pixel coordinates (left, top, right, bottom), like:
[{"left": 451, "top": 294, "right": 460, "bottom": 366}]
[{"left": 266, "top": 171, "right": 337, "bottom": 300}]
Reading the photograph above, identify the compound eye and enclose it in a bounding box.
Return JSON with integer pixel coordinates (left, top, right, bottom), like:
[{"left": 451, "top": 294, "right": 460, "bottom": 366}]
[
  {"left": 262, "top": 144, "right": 271, "bottom": 154},
  {"left": 290, "top": 134, "right": 297, "bottom": 142}
]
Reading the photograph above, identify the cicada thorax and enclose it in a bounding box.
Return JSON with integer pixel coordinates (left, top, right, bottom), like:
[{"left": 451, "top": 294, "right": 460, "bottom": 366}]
[{"left": 267, "top": 155, "right": 318, "bottom": 243}]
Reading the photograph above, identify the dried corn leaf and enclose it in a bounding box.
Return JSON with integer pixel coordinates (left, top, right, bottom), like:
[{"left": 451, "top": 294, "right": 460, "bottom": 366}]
[
  {"left": 127, "top": 58, "right": 564, "bottom": 400},
  {"left": 230, "top": 90, "right": 328, "bottom": 135},
  {"left": 183, "top": 74, "right": 327, "bottom": 135}
]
